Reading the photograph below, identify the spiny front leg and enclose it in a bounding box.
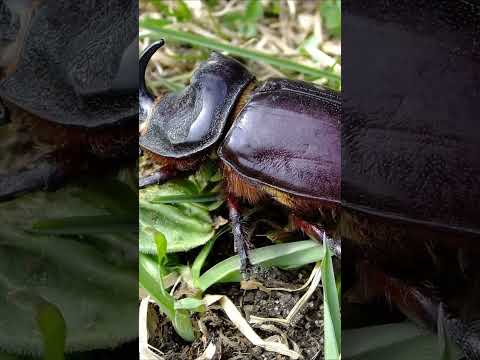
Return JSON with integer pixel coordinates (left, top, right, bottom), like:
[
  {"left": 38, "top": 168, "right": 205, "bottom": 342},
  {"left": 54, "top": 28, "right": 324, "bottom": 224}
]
[
  {"left": 292, "top": 215, "right": 341, "bottom": 258},
  {"left": 139, "top": 168, "right": 178, "bottom": 189},
  {"left": 227, "top": 194, "right": 252, "bottom": 276},
  {"left": 0, "top": 155, "right": 67, "bottom": 201}
]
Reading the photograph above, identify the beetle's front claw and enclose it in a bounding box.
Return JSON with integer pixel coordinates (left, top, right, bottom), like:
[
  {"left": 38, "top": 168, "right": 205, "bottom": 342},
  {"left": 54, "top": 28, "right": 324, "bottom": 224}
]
[
  {"left": 139, "top": 168, "right": 178, "bottom": 189},
  {"left": 0, "top": 158, "right": 66, "bottom": 201}
]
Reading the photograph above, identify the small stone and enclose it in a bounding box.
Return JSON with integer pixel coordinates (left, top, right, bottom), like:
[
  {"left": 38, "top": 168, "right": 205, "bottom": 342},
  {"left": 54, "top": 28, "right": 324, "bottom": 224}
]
[
  {"left": 243, "top": 292, "right": 255, "bottom": 304},
  {"left": 278, "top": 293, "right": 293, "bottom": 307},
  {"left": 252, "top": 346, "right": 263, "bottom": 355}
]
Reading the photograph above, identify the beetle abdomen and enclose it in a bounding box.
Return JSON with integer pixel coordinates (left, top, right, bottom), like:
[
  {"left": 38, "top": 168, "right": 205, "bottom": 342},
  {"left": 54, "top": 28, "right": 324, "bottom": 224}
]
[{"left": 219, "top": 79, "right": 340, "bottom": 205}]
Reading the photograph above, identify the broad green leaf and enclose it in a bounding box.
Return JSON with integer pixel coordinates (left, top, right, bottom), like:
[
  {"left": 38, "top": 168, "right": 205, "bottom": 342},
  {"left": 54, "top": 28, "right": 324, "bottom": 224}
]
[
  {"left": 173, "top": 310, "right": 195, "bottom": 342},
  {"left": 139, "top": 201, "right": 214, "bottom": 253},
  {"left": 139, "top": 162, "right": 221, "bottom": 254},
  {"left": 0, "top": 184, "right": 137, "bottom": 356},
  {"left": 174, "top": 298, "right": 205, "bottom": 311}
]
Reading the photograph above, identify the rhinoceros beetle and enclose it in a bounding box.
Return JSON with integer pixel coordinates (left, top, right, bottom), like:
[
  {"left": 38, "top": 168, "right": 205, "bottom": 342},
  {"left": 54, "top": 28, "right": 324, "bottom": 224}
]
[
  {"left": 139, "top": 40, "right": 341, "bottom": 272},
  {"left": 0, "top": 1, "right": 138, "bottom": 200}
]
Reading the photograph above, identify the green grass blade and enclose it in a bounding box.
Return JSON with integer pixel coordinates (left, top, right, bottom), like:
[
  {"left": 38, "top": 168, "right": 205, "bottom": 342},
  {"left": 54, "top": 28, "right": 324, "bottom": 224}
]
[
  {"left": 198, "top": 240, "right": 323, "bottom": 292},
  {"left": 139, "top": 250, "right": 195, "bottom": 342},
  {"left": 35, "top": 301, "right": 66, "bottom": 360},
  {"left": 139, "top": 254, "right": 175, "bottom": 320},
  {"left": 343, "top": 322, "right": 464, "bottom": 360},
  {"left": 139, "top": 21, "right": 340, "bottom": 80},
  {"left": 191, "top": 226, "right": 228, "bottom": 289},
  {"left": 150, "top": 193, "right": 221, "bottom": 204},
  {"left": 322, "top": 246, "right": 341, "bottom": 359},
  {"left": 7, "top": 291, "right": 66, "bottom": 360},
  {"left": 154, "top": 231, "right": 168, "bottom": 266}
]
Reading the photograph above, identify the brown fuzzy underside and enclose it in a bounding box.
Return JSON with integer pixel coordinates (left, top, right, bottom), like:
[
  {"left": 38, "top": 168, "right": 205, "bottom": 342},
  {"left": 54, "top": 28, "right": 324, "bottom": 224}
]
[
  {"left": 221, "top": 162, "right": 337, "bottom": 217},
  {"left": 145, "top": 150, "right": 207, "bottom": 172},
  {"left": 11, "top": 105, "right": 137, "bottom": 160}
]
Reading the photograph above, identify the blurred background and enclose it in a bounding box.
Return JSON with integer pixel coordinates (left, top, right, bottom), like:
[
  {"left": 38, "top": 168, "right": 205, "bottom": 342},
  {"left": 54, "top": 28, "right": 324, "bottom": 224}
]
[{"left": 139, "top": 0, "right": 341, "bottom": 94}]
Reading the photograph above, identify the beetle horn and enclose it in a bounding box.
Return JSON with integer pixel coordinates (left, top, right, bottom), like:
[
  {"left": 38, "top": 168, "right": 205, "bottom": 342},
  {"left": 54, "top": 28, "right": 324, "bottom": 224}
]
[{"left": 139, "top": 39, "right": 164, "bottom": 123}]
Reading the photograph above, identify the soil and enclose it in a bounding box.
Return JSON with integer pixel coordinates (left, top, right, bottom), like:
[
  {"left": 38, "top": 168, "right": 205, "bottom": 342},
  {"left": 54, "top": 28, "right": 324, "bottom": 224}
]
[{"left": 149, "top": 266, "right": 324, "bottom": 360}]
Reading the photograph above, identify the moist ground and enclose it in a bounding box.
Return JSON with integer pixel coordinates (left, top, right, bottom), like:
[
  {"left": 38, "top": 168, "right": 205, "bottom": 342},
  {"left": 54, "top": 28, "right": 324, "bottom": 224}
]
[{"left": 149, "top": 266, "right": 323, "bottom": 360}]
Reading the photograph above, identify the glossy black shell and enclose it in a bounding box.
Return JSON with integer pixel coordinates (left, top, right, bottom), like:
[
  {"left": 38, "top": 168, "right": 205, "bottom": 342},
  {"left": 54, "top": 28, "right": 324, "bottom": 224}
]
[
  {"left": 343, "top": 1, "right": 480, "bottom": 236},
  {"left": 0, "top": 2, "right": 137, "bottom": 127},
  {"left": 140, "top": 52, "right": 254, "bottom": 158},
  {"left": 219, "top": 79, "right": 341, "bottom": 203}
]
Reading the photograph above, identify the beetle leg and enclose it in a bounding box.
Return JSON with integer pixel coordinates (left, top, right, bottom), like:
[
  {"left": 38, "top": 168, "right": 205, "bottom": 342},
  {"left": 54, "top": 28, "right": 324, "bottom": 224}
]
[
  {"left": 292, "top": 215, "right": 341, "bottom": 257},
  {"left": 355, "top": 262, "right": 480, "bottom": 359},
  {"left": 139, "top": 168, "right": 178, "bottom": 189},
  {"left": 227, "top": 194, "right": 252, "bottom": 276},
  {"left": 0, "top": 156, "right": 68, "bottom": 201}
]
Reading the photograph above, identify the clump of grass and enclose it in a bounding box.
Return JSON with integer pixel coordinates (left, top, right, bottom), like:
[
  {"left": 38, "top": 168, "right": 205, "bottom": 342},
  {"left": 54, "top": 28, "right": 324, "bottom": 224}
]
[{"left": 140, "top": 0, "right": 341, "bottom": 90}]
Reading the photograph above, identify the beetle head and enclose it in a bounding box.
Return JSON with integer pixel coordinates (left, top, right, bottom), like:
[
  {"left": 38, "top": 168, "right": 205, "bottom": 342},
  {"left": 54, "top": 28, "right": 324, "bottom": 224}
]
[{"left": 139, "top": 40, "right": 254, "bottom": 159}]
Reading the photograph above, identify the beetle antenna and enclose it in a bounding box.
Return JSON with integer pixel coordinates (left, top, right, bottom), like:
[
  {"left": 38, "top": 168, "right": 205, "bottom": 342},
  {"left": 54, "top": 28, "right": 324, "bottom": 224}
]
[{"left": 139, "top": 39, "right": 164, "bottom": 122}]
